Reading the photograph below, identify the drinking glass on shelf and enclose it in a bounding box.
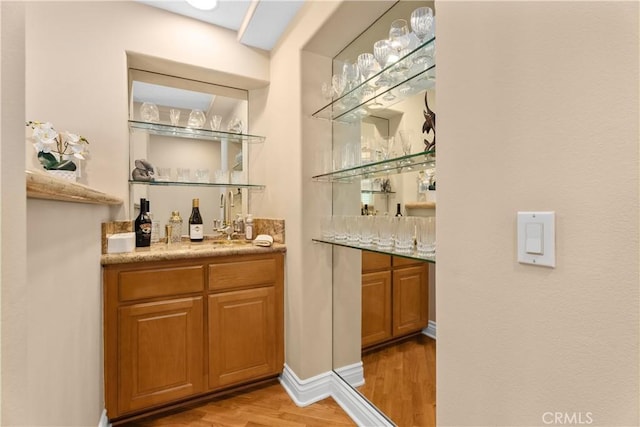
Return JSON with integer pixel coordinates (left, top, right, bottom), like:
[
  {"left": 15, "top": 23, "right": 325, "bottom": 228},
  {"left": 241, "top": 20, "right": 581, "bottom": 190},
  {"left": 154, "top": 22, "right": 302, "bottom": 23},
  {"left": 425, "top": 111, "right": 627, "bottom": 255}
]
[
  {"left": 321, "top": 82, "right": 334, "bottom": 102},
  {"left": 177, "top": 168, "right": 191, "bottom": 182},
  {"left": 411, "top": 7, "right": 435, "bottom": 64},
  {"left": 187, "top": 109, "right": 205, "bottom": 128},
  {"left": 389, "top": 19, "right": 411, "bottom": 53},
  {"left": 357, "top": 53, "right": 377, "bottom": 99},
  {"left": 213, "top": 169, "right": 228, "bottom": 184},
  {"left": 399, "top": 129, "right": 415, "bottom": 156},
  {"left": 321, "top": 216, "right": 334, "bottom": 240},
  {"left": 417, "top": 217, "right": 436, "bottom": 255},
  {"left": 210, "top": 114, "right": 222, "bottom": 131},
  {"left": 140, "top": 102, "right": 159, "bottom": 122},
  {"left": 377, "top": 216, "right": 394, "bottom": 249},
  {"left": 333, "top": 216, "right": 346, "bottom": 241},
  {"left": 195, "top": 168, "right": 210, "bottom": 183},
  {"left": 395, "top": 217, "right": 414, "bottom": 252},
  {"left": 169, "top": 109, "right": 181, "bottom": 126},
  {"left": 342, "top": 61, "right": 360, "bottom": 92},
  {"left": 155, "top": 167, "right": 171, "bottom": 182},
  {"left": 227, "top": 117, "right": 244, "bottom": 133},
  {"left": 373, "top": 40, "right": 392, "bottom": 87},
  {"left": 346, "top": 216, "right": 360, "bottom": 244},
  {"left": 359, "top": 215, "right": 374, "bottom": 246},
  {"left": 331, "top": 73, "right": 347, "bottom": 98}
]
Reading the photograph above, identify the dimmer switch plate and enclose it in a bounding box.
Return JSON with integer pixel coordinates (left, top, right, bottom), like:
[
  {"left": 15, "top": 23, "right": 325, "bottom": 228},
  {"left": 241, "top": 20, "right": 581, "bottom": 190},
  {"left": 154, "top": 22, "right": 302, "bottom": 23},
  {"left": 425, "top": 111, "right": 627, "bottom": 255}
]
[{"left": 517, "top": 211, "right": 555, "bottom": 267}]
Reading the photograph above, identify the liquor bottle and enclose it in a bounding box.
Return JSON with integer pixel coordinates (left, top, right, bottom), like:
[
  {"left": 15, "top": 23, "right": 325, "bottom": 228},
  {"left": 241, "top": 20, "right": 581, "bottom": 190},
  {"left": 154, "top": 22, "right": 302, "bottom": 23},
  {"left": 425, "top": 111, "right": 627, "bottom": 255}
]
[
  {"left": 363, "top": 204, "right": 369, "bottom": 216},
  {"left": 189, "top": 198, "right": 204, "bottom": 242},
  {"left": 167, "top": 210, "right": 183, "bottom": 243},
  {"left": 135, "top": 198, "right": 152, "bottom": 247},
  {"left": 395, "top": 203, "right": 403, "bottom": 217}
]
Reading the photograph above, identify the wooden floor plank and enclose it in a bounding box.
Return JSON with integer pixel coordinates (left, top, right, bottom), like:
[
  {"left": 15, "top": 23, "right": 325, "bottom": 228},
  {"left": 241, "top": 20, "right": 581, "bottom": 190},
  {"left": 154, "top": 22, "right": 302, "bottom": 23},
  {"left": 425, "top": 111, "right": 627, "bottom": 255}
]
[
  {"left": 123, "top": 382, "right": 355, "bottom": 427},
  {"left": 358, "top": 335, "right": 436, "bottom": 427}
]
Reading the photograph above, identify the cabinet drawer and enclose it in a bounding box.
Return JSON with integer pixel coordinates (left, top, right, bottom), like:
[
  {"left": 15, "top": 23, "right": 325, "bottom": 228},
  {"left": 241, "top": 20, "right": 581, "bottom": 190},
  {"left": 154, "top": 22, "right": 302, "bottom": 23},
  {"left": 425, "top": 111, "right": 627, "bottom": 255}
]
[
  {"left": 362, "top": 251, "right": 391, "bottom": 272},
  {"left": 392, "top": 256, "right": 423, "bottom": 268},
  {"left": 209, "top": 257, "right": 276, "bottom": 291},
  {"left": 119, "top": 265, "right": 205, "bottom": 302}
]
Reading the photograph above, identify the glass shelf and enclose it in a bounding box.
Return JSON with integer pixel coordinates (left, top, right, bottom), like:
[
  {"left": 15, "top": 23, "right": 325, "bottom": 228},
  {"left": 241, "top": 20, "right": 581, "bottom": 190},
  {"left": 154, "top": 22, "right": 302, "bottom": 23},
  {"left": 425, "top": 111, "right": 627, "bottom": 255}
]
[
  {"left": 312, "top": 37, "right": 436, "bottom": 123},
  {"left": 312, "top": 150, "right": 435, "bottom": 182},
  {"left": 361, "top": 190, "right": 396, "bottom": 194},
  {"left": 129, "top": 180, "right": 265, "bottom": 190},
  {"left": 128, "top": 120, "right": 266, "bottom": 144},
  {"left": 313, "top": 237, "right": 435, "bottom": 263}
]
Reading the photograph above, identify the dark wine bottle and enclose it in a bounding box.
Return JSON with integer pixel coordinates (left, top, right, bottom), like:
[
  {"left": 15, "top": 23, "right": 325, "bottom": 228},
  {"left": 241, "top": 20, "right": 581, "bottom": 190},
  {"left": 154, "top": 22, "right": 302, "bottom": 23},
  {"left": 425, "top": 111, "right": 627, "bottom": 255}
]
[
  {"left": 189, "top": 198, "right": 204, "bottom": 242},
  {"left": 135, "top": 198, "right": 152, "bottom": 247},
  {"left": 395, "top": 203, "right": 403, "bottom": 217}
]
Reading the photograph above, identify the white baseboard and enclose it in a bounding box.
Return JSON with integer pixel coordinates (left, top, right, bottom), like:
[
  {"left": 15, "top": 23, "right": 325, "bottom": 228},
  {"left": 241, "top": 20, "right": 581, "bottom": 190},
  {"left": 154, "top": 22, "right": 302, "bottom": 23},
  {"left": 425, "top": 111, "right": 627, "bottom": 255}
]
[
  {"left": 331, "top": 374, "right": 394, "bottom": 427},
  {"left": 334, "top": 361, "right": 364, "bottom": 388},
  {"left": 98, "top": 409, "right": 109, "bottom": 427},
  {"left": 279, "top": 363, "right": 333, "bottom": 407},
  {"left": 422, "top": 320, "right": 436, "bottom": 339},
  {"left": 280, "top": 364, "right": 393, "bottom": 427}
]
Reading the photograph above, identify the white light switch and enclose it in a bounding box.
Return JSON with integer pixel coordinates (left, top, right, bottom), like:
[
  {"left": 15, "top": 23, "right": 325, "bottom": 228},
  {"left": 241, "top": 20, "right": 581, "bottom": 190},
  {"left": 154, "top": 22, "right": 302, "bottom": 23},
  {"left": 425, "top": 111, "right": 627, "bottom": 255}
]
[
  {"left": 525, "top": 223, "right": 543, "bottom": 254},
  {"left": 518, "top": 212, "right": 555, "bottom": 267}
]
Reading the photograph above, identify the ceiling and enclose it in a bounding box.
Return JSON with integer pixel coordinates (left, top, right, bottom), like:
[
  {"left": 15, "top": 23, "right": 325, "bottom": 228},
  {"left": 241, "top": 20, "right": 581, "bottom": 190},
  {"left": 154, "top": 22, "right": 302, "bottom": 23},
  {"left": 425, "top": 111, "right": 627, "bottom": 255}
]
[{"left": 137, "top": 0, "right": 305, "bottom": 51}]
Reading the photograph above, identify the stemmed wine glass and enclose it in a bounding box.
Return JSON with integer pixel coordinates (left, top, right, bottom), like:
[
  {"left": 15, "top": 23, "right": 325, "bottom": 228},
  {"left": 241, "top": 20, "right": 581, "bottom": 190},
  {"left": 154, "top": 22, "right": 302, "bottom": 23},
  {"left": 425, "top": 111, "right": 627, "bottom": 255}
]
[
  {"left": 410, "top": 7, "right": 434, "bottom": 64},
  {"left": 357, "top": 53, "right": 377, "bottom": 100},
  {"left": 388, "top": 19, "right": 410, "bottom": 74},
  {"left": 373, "top": 39, "right": 392, "bottom": 87}
]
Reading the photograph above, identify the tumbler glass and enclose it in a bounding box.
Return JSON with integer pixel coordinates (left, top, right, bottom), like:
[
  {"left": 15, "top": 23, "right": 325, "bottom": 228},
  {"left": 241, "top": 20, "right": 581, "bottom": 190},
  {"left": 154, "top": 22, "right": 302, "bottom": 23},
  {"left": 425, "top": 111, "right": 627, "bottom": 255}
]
[
  {"left": 417, "top": 216, "right": 436, "bottom": 255},
  {"left": 334, "top": 216, "right": 347, "bottom": 241},
  {"left": 359, "top": 215, "right": 374, "bottom": 246},
  {"left": 321, "top": 216, "right": 334, "bottom": 240},
  {"left": 346, "top": 215, "right": 360, "bottom": 244},
  {"left": 395, "top": 217, "right": 414, "bottom": 252},
  {"left": 377, "top": 216, "right": 394, "bottom": 249}
]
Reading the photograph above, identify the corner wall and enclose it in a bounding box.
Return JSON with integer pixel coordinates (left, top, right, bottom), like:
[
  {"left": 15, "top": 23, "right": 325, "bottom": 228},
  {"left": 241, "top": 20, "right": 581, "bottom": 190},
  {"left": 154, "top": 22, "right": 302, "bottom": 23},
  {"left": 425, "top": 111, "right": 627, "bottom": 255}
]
[
  {"left": 14, "top": 2, "right": 270, "bottom": 425},
  {"left": 437, "top": 2, "right": 639, "bottom": 425}
]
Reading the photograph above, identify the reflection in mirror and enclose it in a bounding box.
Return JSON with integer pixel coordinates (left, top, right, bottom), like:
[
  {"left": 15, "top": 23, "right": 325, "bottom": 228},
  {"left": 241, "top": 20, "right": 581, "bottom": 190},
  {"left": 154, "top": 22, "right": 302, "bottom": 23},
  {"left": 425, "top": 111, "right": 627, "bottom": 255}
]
[
  {"left": 330, "top": 1, "right": 437, "bottom": 425},
  {"left": 128, "top": 70, "right": 249, "bottom": 241}
]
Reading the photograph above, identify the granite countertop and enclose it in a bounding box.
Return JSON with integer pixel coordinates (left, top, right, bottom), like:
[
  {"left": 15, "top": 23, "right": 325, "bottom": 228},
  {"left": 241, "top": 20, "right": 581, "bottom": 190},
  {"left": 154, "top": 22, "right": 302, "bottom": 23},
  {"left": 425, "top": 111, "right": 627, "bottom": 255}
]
[{"left": 101, "top": 241, "right": 287, "bottom": 265}]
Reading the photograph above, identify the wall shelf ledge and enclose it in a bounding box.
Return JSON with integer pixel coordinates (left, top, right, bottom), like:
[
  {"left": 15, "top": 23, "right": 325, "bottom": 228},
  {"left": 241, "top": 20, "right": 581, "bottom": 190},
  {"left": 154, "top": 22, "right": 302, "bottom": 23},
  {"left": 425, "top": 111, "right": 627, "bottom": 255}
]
[{"left": 26, "top": 170, "right": 124, "bottom": 205}]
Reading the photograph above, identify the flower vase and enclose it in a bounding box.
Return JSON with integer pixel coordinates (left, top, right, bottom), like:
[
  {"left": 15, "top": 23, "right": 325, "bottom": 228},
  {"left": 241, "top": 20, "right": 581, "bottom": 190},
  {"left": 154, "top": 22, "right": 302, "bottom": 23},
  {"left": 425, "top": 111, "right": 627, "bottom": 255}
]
[{"left": 47, "top": 170, "right": 77, "bottom": 182}]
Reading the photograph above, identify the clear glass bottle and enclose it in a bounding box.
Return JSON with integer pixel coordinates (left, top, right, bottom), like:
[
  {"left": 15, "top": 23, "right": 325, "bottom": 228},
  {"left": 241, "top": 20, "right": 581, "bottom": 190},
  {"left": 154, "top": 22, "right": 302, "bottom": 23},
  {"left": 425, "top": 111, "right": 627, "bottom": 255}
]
[{"left": 167, "top": 210, "right": 183, "bottom": 244}]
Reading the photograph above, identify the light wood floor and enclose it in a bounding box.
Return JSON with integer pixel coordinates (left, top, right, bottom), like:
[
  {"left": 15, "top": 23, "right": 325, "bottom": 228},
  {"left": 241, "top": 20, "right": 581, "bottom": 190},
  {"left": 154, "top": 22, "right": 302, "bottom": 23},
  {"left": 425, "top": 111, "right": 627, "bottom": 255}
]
[
  {"left": 122, "top": 336, "right": 435, "bottom": 427},
  {"left": 359, "top": 335, "right": 436, "bottom": 427},
  {"left": 123, "top": 381, "right": 355, "bottom": 427}
]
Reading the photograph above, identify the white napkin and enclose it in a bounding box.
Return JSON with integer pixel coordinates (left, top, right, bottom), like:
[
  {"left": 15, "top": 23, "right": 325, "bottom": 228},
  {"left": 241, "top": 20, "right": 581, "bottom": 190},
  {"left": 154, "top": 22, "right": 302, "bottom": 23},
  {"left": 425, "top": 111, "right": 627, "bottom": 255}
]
[{"left": 253, "top": 234, "right": 273, "bottom": 247}]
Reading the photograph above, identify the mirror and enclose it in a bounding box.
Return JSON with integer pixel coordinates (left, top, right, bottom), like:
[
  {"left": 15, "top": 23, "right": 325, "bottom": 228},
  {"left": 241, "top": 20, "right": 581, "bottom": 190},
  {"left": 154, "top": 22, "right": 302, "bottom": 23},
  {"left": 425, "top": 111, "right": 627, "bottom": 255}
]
[
  {"left": 128, "top": 69, "right": 249, "bottom": 240},
  {"left": 330, "top": 1, "right": 437, "bottom": 425}
]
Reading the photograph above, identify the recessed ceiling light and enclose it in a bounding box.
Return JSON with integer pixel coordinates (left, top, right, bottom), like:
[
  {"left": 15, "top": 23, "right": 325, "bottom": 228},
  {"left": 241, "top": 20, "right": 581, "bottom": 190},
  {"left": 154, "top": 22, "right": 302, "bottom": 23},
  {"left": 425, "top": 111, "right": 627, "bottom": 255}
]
[{"left": 186, "top": 0, "right": 218, "bottom": 11}]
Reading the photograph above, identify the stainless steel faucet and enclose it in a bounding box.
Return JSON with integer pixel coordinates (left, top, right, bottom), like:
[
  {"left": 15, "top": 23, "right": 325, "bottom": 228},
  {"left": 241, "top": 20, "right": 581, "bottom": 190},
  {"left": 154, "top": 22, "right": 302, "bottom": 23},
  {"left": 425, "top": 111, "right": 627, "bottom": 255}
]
[{"left": 218, "top": 190, "right": 235, "bottom": 239}]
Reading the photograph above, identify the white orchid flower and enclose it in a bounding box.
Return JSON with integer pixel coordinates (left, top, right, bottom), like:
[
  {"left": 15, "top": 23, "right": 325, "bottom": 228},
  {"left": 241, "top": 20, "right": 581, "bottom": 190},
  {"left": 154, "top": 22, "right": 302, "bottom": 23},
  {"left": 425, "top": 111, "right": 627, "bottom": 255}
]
[
  {"left": 32, "top": 139, "right": 56, "bottom": 154},
  {"left": 32, "top": 125, "right": 58, "bottom": 143},
  {"left": 62, "top": 131, "right": 80, "bottom": 144}
]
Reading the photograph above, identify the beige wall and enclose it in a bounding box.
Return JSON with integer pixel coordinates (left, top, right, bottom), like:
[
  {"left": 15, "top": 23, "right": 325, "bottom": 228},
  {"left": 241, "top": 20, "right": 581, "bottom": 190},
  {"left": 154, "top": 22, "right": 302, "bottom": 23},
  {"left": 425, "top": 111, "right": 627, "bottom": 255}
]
[
  {"left": 437, "top": 2, "right": 639, "bottom": 426},
  {"left": 14, "top": 1, "right": 269, "bottom": 425},
  {"left": 1, "top": 2, "right": 27, "bottom": 425}
]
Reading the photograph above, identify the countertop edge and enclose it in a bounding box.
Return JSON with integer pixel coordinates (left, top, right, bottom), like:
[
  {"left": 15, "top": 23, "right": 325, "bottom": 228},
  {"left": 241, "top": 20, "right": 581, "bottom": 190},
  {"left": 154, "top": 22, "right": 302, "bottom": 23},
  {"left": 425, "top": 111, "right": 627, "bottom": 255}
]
[
  {"left": 26, "top": 170, "right": 124, "bottom": 205},
  {"left": 101, "top": 243, "right": 287, "bottom": 265}
]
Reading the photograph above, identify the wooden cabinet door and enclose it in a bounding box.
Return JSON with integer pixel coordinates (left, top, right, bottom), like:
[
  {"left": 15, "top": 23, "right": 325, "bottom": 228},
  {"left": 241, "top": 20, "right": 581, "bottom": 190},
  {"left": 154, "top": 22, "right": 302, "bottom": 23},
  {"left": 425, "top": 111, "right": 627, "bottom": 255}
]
[
  {"left": 118, "top": 297, "right": 204, "bottom": 414},
  {"left": 392, "top": 265, "right": 428, "bottom": 337},
  {"left": 362, "top": 270, "right": 392, "bottom": 348},
  {"left": 208, "top": 287, "right": 277, "bottom": 389}
]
